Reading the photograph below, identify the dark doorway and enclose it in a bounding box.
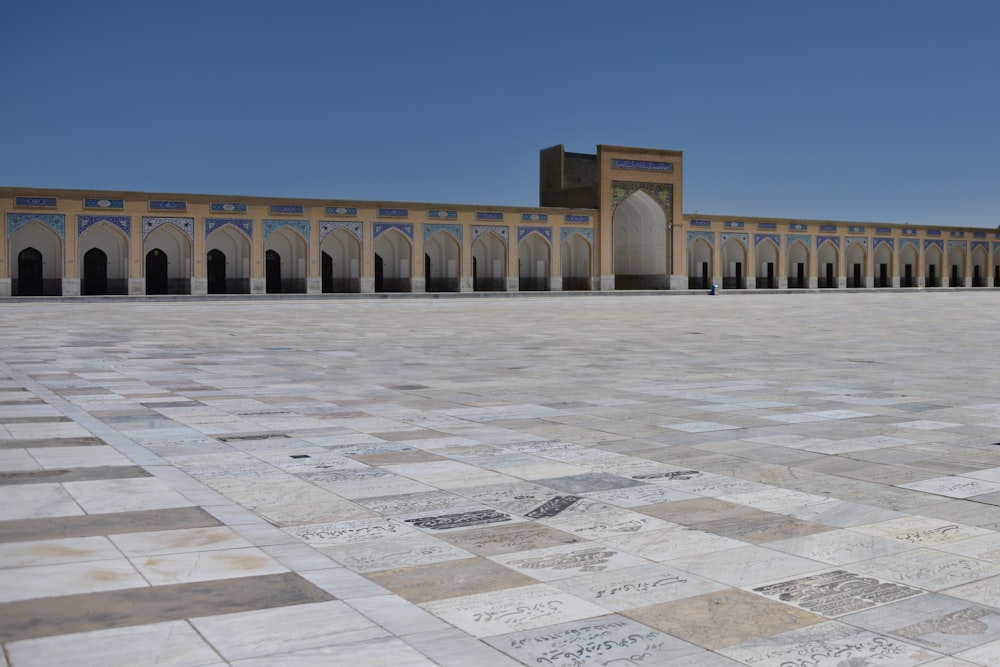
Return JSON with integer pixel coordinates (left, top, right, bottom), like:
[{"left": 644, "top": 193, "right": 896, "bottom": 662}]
[
  {"left": 145, "top": 249, "right": 168, "bottom": 295},
  {"left": 16, "top": 247, "right": 44, "bottom": 296},
  {"left": 83, "top": 248, "right": 108, "bottom": 295},
  {"left": 796, "top": 262, "right": 805, "bottom": 289},
  {"left": 424, "top": 253, "right": 433, "bottom": 291},
  {"left": 973, "top": 265, "right": 983, "bottom": 287},
  {"left": 852, "top": 263, "right": 862, "bottom": 288},
  {"left": 878, "top": 263, "right": 889, "bottom": 288},
  {"left": 927, "top": 264, "right": 937, "bottom": 287},
  {"left": 702, "top": 262, "right": 710, "bottom": 289},
  {"left": 995, "top": 264, "right": 999, "bottom": 286},
  {"left": 321, "top": 251, "right": 333, "bottom": 293},
  {"left": 824, "top": 263, "right": 835, "bottom": 288},
  {"left": 766, "top": 262, "right": 774, "bottom": 289},
  {"left": 904, "top": 264, "right": 913, "bottom": 287},
  {"left": 207, "top": 249, "right": 226, "bottom": 294},
  {"left": 374, "top": 254, "right": 384, "bottom": 292},
  {"left": 265, "top": 250, "right": 281, "bottom": 293},
  {"left": 951, "top": 264, "right": 960, "bottom": 287}
]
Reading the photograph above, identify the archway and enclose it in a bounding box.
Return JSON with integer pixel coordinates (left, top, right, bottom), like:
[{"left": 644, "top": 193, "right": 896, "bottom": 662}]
[
  {"left": 10, "top": 222, "right": 62, "bottom": 296},
  {"left": 472, "top": 231, "right": 506, "bottom": 291},
  {"left": 144, "top": 223, "right": 190, "bottom": 294},
  {"left": 787, "top": 240, "right": 809, "bottom": 289},
  {"left": 817, "top": 241, "right": 839, "bottom": 288},
  {"left": 206, "top": 225, "right": 251, "bottom": 294},
  {"left": 612, "top": 190, "right": 667, "bottom": 289},
  {"left": 207, "top": 249, "right": 226, "bottom": 294},
  {"left": 265, "top": 249, "right": 282, "bottom": 293},
  {"left": 948, "top": 245, "right": 966, "bottom": 287},
  {"left": 846, "top": 242, "right": 867, "bottom": 288},
  {"left": 560, "top": 233, "right": 591, "bottom": 291},
  {"left": 873, "top": 244, "right": 893, "bottom": 288},
  {"left": 373, "top": 229, "right": 411, "bottom": 292},
  {"left": 79, "top": 222, "right": 128, "bottom": 295},
  {"left": 721, "top": 237, "right": 746, "bottom": 289},
  {"left": 83, "top": 248, "right": 108, "bottom": 295},
  {"left": 925, "top": 245, "right": 942, "bottom": 287},
  {"left": 264, "top": 227, "right": 307, "bottom": 293},
  {"left": 900, "top": 243, "right": 918, "bottom": 287},
  {"left": 320, "top": 229, "right": 360, "bottom": 293},
  {"left": 972, "top": 246, "right": 988, "bottom": 287},
  {"left": 755, "top": 239, "right": 779, "bottom": 289},
  {"left": 424, "top": 231, "right": 460, "bottom": 293},
  {"left": 145, "top": 249, "right": 168, "bottom": 294},
  {"left": 687, "top": 238, "right": 712, "bottom": 289},
  {"left": 518, "top": 232, "right": 550, "bottom": 291}
]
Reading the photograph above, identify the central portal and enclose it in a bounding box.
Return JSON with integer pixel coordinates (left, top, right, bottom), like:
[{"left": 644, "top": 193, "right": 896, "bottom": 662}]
[{"left": 612, "top": 190, "right": 668, "bottom": 289}]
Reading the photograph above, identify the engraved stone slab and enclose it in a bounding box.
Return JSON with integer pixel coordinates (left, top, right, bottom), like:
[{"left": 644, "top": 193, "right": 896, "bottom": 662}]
[
  {"left": 666, "top": 545, "right": 828, "bottom": 588},
  {"left": 419, "top": 583, "right": 609, "bottom": 637},
  {"left": 584, "top": 484, "right": 699, "bottom": 508},
  {"left": 668, "top": 474, "right": 773, "bottom": 497},
  {"left": 718, "top": 619, "right": 939, "bottom": 666},
  {"left": 401, "top": 507, "right": 517, "bottom": 532},
  {"left": 533, "top": 472, "right": 647, "bottom": 494},
  {"left": 284, "top": 517, "right": 417, "bottom": 545},
  {"left": 602, "top": 526, "right": 747, "bottom": 562},
  {"left": 437, "top": 522, "right": 582, "bottom": 557},
  {"left": 752, "top": 569, "right": 924, "bottom": 617},
  {"left": 551, "top": 563, "right": 727, "bottom": 611},
  {"left": 851, "top": 548, "right": 1000, "bottom": 591},
  {"left": 490, "top": 543, "right": 649, "bottom": 581},
  {"left": 541, "top": 506, "right": 675, "bottom": 539},
  {"left": 765, "top": 529, "right": 917, "bottom": 566},
  {"left": 356, "top": 490, "right": 473, "bottom": 516},
  {"left": 899, "top": 475, "right": 1000, "bottom": 498},
  {"left": 935, "top": 533, "right": 1000, "bottom": 563},
  {"left": 851, "top": 516, "right": 992, "bottom": 547},
  {"left": 317, "top": 533, "right": 475, "bottom": 573},
  {"left": 453, "top": 481, "right": 560, "bottom": 515},
  {"left": 486, "top": 614, "right": 703, "bottom": 666},
  {"left": 524, "top": 495, "right": 581, "bottom": 518}
]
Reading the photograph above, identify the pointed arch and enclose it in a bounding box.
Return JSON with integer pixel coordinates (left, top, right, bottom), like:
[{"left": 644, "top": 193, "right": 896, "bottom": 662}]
[
  {"left": 687, "top": 237, "right": 713, "bottom": 289},
  {"left": 424, "top": 230, "right": 460, "bottom": 293},
  {"left": 373, "top": 228, "right": 412, "bottom": 293},
  {"left": 206, "top": 224, "right": 251, "bottom": 294},
  {"left": 560, "top": 232, "right": 592, "bottom": 291},
  {"left": 472, "top": 230, "right": 507, "bottom": 292},
  {"left": 971, "top": 245, "right": 988, "bottom": 287},
  {"left": 925, "top": 244, "right": 943, "bottom": 287},
  {"left": 79, "top": 221, "right": 128, "bottom": 295},
  {"left": 755, "top": 238, "right": 779, "bottom": 289},
  {"left": 787, "top": 240, "right": 810, "bottom": 289},
  {"left": 517, "top": 231, "right": 550, "bottom": 291},
  {"left": 264, "top": 226, "right": 307, "bottom": 293},
  {"left": 846, "top": 240, "right": 867, "bottom": 288},
  {"left": 612, "top": 190, "right": 668, "bottom": 289},
  {"left": 721, "top": 236, "right": 747, "bottom": 289},
  {"left": 873, "top": 243, "right": 893, "bottom": 288},
  {"left": 9, "top": 221, "right": 63, "bottom": 296},
  {"left": 900, "top": 242, "right": 919, "bottom": 287},
  {"left": 320, "top": 228, "right": 361, "bottom": 293},
  {"left": 947, "top": 244, "right": 966, "bottom": 287},
  {"left": 817, "top": 240, "right": 839, "bottom": 288},
  {"left": 144, "top": 223, "right": 191, "bottom": 294}
]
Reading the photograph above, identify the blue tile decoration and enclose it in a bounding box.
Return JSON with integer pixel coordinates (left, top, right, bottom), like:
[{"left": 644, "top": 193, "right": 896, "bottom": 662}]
[
  {"left": 477, "top": 211, "right": 504, "bottom": 221},
  {"left": 757, "top": 222, "right": 777, "bottom": 230},
  {"left": 948, "top": 240, "right": 967, "bottom": 251},
  {"left": 327, "top": 206, "right": 359, "bottom": 216},
  {"left": 926, "top": 229, "right": 941, "bottom": 236},
  {"left": 610, "top": 158, "right": 674, "bottom": 172},
  {"left": 848, "top": 226, "right": 865, "bottom": 233},
  {"left": 900, "top": 238, "right": 919, "bottom": 253},
  {"left": 263, "top": 219, "right": 310, "bottom": 241},
  {"left": 686, "top": 230, "right": 714, "bottom": 247},
  {"left": 428, "top": 210, "right": 457, "bottom": 219},
  {"left": 84, "top": 198, "right": 124, "bottom": 210},
  {"left": 269, "top": 204, "right": 304, "bottom": 215},
  {"left": 521, "top": 213, "right": 548, "bottom": 222},
  {"left": 78, "top": 215, "right": 131, "bottom": 239},
  {"left": 471, "top": 225, "right": 508, "bottom": 245},
  {"left": 846, "top": 237, "right": 868, "bottom": 250},
  {"left": 15, "top": 196, "right": 57, "bottom": 207},
  {"left": 819, "top": 225, "right": 837, "bottom": 232},
  {"left": 901, "top": 228, "right": 917, "bottom": 235},
  {"left": 971, "top": 241, "right": 988, "bottom": 253},
  {"left": 817, "top": 235, "right": 840, "bottom": 250},
  {"left": 924, "top": 239, "right": 944, "bottom": 252},
  {"left": 720, "top": 232, "right": 748, "bottom": 248},
  {"left": 754, "top": 233, "right": 780, "bottom": 248},
  {"left": 611, "top": 181, "right": 671, "bottom": 212},
  {"left": 142, "top": 216, "right": 194, "bottom": 241},
  {"left": 690, "top": 219, "right": 711, "bottom": 227},
  {"left": 873, "top": 237, "right": 894, "bottom": 251},
  {"left": 373, "top": 222, "right": 413, "bottom": 240},
  {"left": 149, "top": 200, "right": 187, "bottom": 211},
  {"left": 724, "top": 221, "right": 744, "bottom": 229},
  {"left": 517, "top": 226, "right": 552, "bottom": 245},
  {"left": 564, "top": 214, "right": 590, "bottom": 223},
  {"left": 950, "top": 230, "right": 965, "bottom": 237},
  {"left": 423, "top": 223, "right": 463, "bottom": 243},
  {"left": 378, "top": 208, "right": 408, "bottom": 218},
  {"left": 560, "top": 227, "right": 594, "bottom": 245},
  {"left": 789, "top": 224, "right": 808, "bottom": 231},
  {"left": 973, "top": 231, "right": 987, "bottom": 238},
  {"left": 994, "top": 241, "right": 1000, "bottom": 252},
  {"left": 211, "top": 202, "right": 247, "bottom": 213},
  {"left": 875, "top": 227, "right": 891, "bottom": 235},
  {"left": 205, "top": 218, "right": 253, "bottom": 239},
  {"left": 320, "top": 221, "right": 362, "bottom": 243},
  {"left": 7, "top": 213, "right": 65, "bottom": 239},
  {"left": 786, "top": 234, "right": 812, "bottom": 249}
]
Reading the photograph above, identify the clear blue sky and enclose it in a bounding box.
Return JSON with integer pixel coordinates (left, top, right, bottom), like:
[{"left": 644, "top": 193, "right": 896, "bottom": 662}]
[{"left": 2, "top": 1, "right": 997, "bottom": 227}]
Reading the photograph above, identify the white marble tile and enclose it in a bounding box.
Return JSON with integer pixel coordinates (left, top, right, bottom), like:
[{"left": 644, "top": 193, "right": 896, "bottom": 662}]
[
  {"left": 28, "top": 445, "right": 134, "bottom": 468},
  {"left": 851, "top": 548, "right": 1000, "bottom": 591},
  {"left": 850, "top": 516, "right": 992, "bottom": 547},
  {"left": 61, "top": 477, "right": 194, "bottom": 514},
  {"left": 550, "top": 563, "right": 727, "bottom": 610},
  {"left": 667, "top": 545, "right": 827, "bottom": 587},
  {"left": 490, "top": 542, "right": 650, "bottom": 581},
  {"left": 0, "top": 558, "right": 147, "bottom": 603},
  {"left": 130, "top": 546, "right": 287, "bottom": 585},
  {"left": 602, "top": 526, "right": 748, "bottom": 561},
  {"left": 0, "top": 535, "right": 120, "bottom": 568},
  {"left": 0, "top": 482, "right": 83, "bottom": 520},
  {"left": 110, "top": 526, "right": 254, "bottom": 557},
  {"left": 765, "top": 529, "right": 916, "bottom": 566},
  {"left": 0, "top": 448, "right": 42, "bottom": 471}
]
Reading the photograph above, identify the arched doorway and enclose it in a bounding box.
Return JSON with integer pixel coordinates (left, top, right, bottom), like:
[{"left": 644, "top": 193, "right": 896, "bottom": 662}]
[
  {"left": 265, "top": 249, "right": 282, "bottom": 293},
  {"left": 787, "top": 240, "right": 809, "bottom": 289},
  {"left": 817, "top": 241, "right": 839, "bottom": 289},
  {"left": 145, "top": 249, "right": 168, "bottom": 294},
  {"left": 846, "top": 242, "right": 866, "bottom": 288},
  {"left": 472, "top": 232, "right": 506, "bottom": 291},
  {"left": 83, "top": 248, "right": 108, "bottom": 295},
  {"left": 320, "top": 229, "right": 360, "bottom": 293},
  {"left": 424, "top": 231, "right": 460, "bottom": 293},
  {"left": 264, "top": 227, "right": 307, "bottom": 294},
  {"left": 687, "top": 238, "right": 712, "bottom": 289},
  {"left": 873, "top": 243, "right": 893, "bottom": 288},
  {"left": 900, "top": 243, "right": 918, "bottom": 287},
  {"left": 972, "top": 246, "right": 988, "bottom": 287},
  {"left": 612, "top": 190, "right": 667, "bottom": 289},
  {"left": 17, "top": 248, "right": 44, "bottom": 296},
  {"left": 755, "top": 239, "right": 779, "bottom": 289},
  {"left": 948, "top": 245, "right": 966, "bottom": 287},
  {"left": 925, "top": 245, "right": 942, "bottom": 287},
  {"left": 560, "top": 233, "right": 591, "bottom": 291},
  {"left": 721, "top": 237, "right": 747, "bottom": 289},
  {"left": 10, "top": 221, "right": 62, "bottom": 296},
  {"left": 373, "top": 229, "right": 411, "bottom": 292},
  {"left": 207, "top": 249, "right": 226, "bottom": 294},
  {"left": 518, "top": 232, "right": 549, "bottom": 291}
]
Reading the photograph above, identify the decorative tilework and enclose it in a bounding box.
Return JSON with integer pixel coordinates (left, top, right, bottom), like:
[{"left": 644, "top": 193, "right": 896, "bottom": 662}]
[
  {"left": 950, "top": 230, "right": 965, "bottom": 237},
  {"left": 757, "top": 222, "right": 777, "bottom": 230},
  {"left": 720, "top": 232, "right": 748, "bottom": 248},
  {"left": 373, "top": 223, "right": 413, "bottom": 240},
  {"left": 875, "top": 227, "right": 891, "bottom": 235},
  {"left": 521, "top": 213, "right": 548, "bottom": 222},
  {"left": 724, "top": 221, "right": 744, "bottom": 229},
  {"left": 926, "top": 229, "right": 941, "bottom": 236},
  {"left": 7, "top": 213, "right": 65, "bottom": 239},
  {"left": 205, "top": 218, "right": 253, "bottom": 239},
  {"left": 84, "top": 198, "right": 124, "bottom": 210},
  {"left": 948, "top": 240, "right": 967, "bottom": 251},
  {"left": 686, "top": 230, "right": 714, "bottom": 247},
  {"left": 789, "top": 223, "right": 808, "bottom": 231},
  {"left": 471, "top": 225, "right": 508, "bottom": 245},
  {"left": 149, "top": 200, "right": 187, "bottom": 212},
  {"left": 817, "top": 236, "right": 840, "bottom": 250},
  {"left": 971, "top": 241, "right": 988, "bottom": 253},
  {"left": 319, "top": 221, "right": 362, "bottom": 243},
  {"left": 611, "top": 181, "right": 671, "bottom": 212},
  {"left": 142, "top": 216, "right": 194, "bottom": 241},
  {"left": 77, "top": 215, "right": 131, "bottom": 239},
  {"left": 994, "top": 241, "right": 1000, "bottom": 253},
  {"left": 754, "top": 233, "right": 780, "bottom": 248},
  {"left": 924, "top": 239, "right": 944, "bottom": 251},
  {"left": 428, "top": 210, "right": 457, "bottom": 219},
  {"left": 517, "top": 226, "right": 552, "bottom": 245},
  {"left": 15, "top": 196, "right": 57, "bottom": 207},
  {"left": 564, "top": 214, "right": 590, "bottom": 223},
  {"left": 322, "top": 206, "right": 356, "bottom": 216},
  {"left": 786, "top": 234, "right": 811, "bottom": 250},
  {"left": 973, "top": 231, "right": 987, "bottom": 238},
  {"left": 610, "top": 158, "right": 674, "bottom": 172},
  {"left": 211, "top": 202, "right": 247, "bottom": 213},
  {"left": 873, "top": 237, "right": 894, "bottom": 251},
  {"left": 690, "top": 219, "right": 711, "bottom": 227},
  {"left": 423, "top": 223, "right": 462, "bottom": 243},
  {"left": 819, "top": 225, "right": 837, "bottom": 232},
  {"left": 560, "top": 227, "right": 593, "bottom": 245},
  {"left": 263, "top": 219, "right": 309, "bottom": 241},
  {"left": 846, "top": 237, "right": 868, "bottom": 250},
  {"left": 269, "top": 204, "right": 304, "bottom": 215},
  {"left": 378, "top": 208, "right": 408, "bottom": 218},
  {"left": 848, "top": 226, "right": 865, "bottom": 233},
  {"left": 901, "top": 228, "right": 917, "bottom": 235},
  {"left": 477, "top": 211, "right": 504, "bottom": 221},
  {"left": 900, "top": 238, "right": 919, "bottom": 253}
]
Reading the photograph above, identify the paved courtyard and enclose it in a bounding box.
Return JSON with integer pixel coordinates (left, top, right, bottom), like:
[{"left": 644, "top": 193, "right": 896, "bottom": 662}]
[{"left": 1, "top": 292, "right": 1000, "bottom": 666}]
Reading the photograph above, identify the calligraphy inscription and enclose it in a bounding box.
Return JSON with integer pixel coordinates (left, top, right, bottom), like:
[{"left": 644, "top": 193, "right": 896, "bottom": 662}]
[
  {"left": 753, "top": 570, "right": 923, "bottom": 616},
  {"left": 405, "top": 509, "right": 512, "bottom": 530},
  {"left": 891, "top": 606, "right": 994, "bottom": 648},
  {"left": 526, "top": 496, "right": 581, "bottom": 518},
  {"left": 501, "top": 619, "right": 671, "bottom": 666},
  {"left": 631, "top": 470, "right": 701, "bottom": 481},
  {"left": 507, "top": 546, "right": 618, "bottom": 573}
]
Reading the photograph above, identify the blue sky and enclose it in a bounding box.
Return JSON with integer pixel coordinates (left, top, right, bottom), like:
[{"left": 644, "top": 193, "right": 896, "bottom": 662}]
[{"left": 2, "top": 1, "right": 997, "bottom": 227}]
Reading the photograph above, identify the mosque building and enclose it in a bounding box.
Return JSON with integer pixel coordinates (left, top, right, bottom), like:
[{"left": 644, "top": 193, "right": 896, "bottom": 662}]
[{"left": 2, "top": 144, "right": 997, "bottom": 297}]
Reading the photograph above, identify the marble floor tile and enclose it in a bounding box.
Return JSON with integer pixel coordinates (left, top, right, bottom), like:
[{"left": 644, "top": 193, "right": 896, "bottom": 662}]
[
  {"left": 435, "top": 522, "right": 583, "bottom": 556},
  {"left": 109, "top": 526, "right": 254, "bottom": 556},
  {"left": 899, "top": 475, "right": 1000, "bottom": 498},
  {"left": 228, "top": 636, "right": 438, "bottom": 667},
  {"left": 61, "top": 477, "right": 194, "bottom": 514},
  {"left": 0, "top": 482, "right": 84, "bottom": 520},
  {"left": 550, "top": 562, "right": 727, "bottom": 610},
  {"left": 851, "top": 548, "right": 1000, "bottom": 591},
  {"left": 489, "top": 542, "right": 650, "bottom": 581},
  {"left": 365, "top": 556, "right": 537, "bottom": 603},
  {"left": 765, "top": 529, "right": 917, "bottom": 565},
  {"left": 601, "top": 525, "right": 748, "bottom": 561},
  {"left": 0, "top": 535, "right": 121, "bottom": 568},
  {"left": 0, "top": 558, "right": 148, "bottom": 603},
  {"left": 666, "top": 545, "right": 827, "bottom": 588},
  {"left": 751, "top": 568, "right": 924, "bottom": 617},
  {"left": 27, "top": 445, "right": 134, "bottom": 469},
  {"left": 318, "top": 533, "right": 475, "bottom": 572},
  {"left": 130, "top": 546, "right": 287, "bottom": 585},
  {"left": 851, "top": 515, "right": 993, "bottom": 547}
]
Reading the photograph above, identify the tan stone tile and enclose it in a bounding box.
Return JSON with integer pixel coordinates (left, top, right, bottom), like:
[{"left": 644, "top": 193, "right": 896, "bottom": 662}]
[
  {"left": 436, "top": 522, "right": 583, "bottom": 556},
  {"left": 365, "top": 557, "right": 537, "bottom": 603}
]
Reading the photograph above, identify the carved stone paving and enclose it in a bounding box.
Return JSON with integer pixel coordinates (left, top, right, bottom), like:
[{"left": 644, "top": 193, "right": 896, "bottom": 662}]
[
  {"left": 525, "top": 495, "right": 580, "bottom": 518},
  {"left": 631, "top": 470, "right": 701, "bottom": 481},
  {"left": 486, "top": 615, "right": 702, "bottom": 666},
  {"left": 403, "top": 508, "right": 512, "bottom": 531},
  {"left": 753, "top": 569, "right": 924, "bottom": 617},
  {"left": 891, "top": 606, "right": 995, "bottom": 649},
  {"left": 502, "top": 546, "right": 618, "bottom": 574}
]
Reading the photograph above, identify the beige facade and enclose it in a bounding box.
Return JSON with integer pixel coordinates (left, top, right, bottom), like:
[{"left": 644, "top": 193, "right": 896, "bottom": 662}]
[{"left": 2, "top": 144, "right": 997, "bottom": 296}]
